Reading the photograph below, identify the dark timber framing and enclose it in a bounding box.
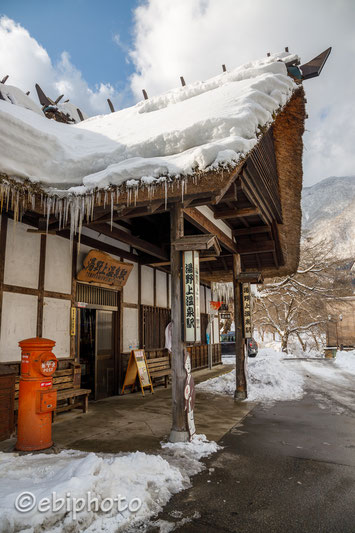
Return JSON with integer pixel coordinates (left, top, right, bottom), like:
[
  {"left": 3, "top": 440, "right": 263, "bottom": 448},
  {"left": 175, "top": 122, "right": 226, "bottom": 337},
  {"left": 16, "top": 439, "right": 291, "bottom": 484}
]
[
  {"left": 169, "top": 204, "right": 189, "bottom": 442},
  {"left": 233, "top": 254, "right": 247, "bottom": 399}
]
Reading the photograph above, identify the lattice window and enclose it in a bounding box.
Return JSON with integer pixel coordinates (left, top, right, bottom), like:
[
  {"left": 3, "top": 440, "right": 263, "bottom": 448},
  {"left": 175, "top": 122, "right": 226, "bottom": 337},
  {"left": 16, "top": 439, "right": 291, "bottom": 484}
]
[{"left": 76, "top": 283, "right": 118, "bottom": 308}]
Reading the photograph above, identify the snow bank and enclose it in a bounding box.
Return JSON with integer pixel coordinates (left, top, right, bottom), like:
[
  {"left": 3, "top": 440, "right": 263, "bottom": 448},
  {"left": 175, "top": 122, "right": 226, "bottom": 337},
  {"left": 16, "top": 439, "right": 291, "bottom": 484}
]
[
  {"left": 0, "top": 53, "right": 297, "bottom": 194},
  {"left": 197, "top": 348, "right": 305, "bottom": 403},
  {"left": 0, "top": 435, "right": 218, "bottom": 533},
  {"left": 334, "top": 349, "right": 355, "bottom": 375}
]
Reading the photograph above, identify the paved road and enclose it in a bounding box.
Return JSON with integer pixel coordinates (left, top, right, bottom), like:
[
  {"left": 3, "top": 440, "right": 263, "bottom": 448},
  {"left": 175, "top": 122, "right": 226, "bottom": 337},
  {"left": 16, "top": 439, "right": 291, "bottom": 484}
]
[{"left": 148, "top": 392, "right": 355, "bottom": 533}]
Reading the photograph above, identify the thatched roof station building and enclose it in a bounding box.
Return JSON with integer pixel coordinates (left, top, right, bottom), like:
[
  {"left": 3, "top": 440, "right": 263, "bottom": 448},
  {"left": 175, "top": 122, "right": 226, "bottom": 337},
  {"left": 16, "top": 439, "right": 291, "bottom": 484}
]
[{"left": 0, "top": 48, "right": 330, "bottom": 442}]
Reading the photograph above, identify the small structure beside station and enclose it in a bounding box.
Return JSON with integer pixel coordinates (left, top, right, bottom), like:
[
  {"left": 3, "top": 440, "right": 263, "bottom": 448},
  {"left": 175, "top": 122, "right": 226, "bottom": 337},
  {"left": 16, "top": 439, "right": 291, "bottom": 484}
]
[{"left": 0, "top": 48, "right": 330, "bottom": 442}]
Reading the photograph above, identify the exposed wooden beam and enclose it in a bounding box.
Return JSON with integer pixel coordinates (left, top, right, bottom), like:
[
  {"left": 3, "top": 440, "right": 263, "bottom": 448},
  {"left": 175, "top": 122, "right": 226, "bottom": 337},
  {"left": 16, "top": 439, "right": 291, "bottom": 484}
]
[
  {"left": 58, "top": 230, "right": 142, "bottom": 263},
  {"left": 92, "top": 223, "right": 168, "bottom": 260},
  {"left": 241, "top": 171, "right": 272, "bottom": 224},
  {"left": 183, "top": 207, "right": 237, "bottom": 253},
  {"left": 233, "top": 225, "right": 271, "bottom": 236},
  {"left": 236, "top": 239, "right": 275, "bottom": 255},
  {"left": 235, "top": 272, "right": 264, "bottom": 284},
  {"left": 214, "top": 179, "right": 238, "bottom": 204},
  {"left": 145, "top": 257, "right": 217, "bottom": 267},
  {"left": 214, "top": 207, "right": 260, "bottom": 220}
]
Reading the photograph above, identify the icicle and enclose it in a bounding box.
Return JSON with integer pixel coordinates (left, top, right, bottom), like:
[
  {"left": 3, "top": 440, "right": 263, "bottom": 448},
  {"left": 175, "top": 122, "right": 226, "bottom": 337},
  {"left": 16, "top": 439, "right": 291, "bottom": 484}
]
[
  {"left": 103, "top": 190, "right": 108, "bottom": 209},
  {"left": 46, "top": 197, "right": 52, "bottom": 233},
  {"left": 164, "top": 181, "right": 168, "bottom": 210},
  {"left": 110, "top": 192, "right": 114, "bottom": 230}
]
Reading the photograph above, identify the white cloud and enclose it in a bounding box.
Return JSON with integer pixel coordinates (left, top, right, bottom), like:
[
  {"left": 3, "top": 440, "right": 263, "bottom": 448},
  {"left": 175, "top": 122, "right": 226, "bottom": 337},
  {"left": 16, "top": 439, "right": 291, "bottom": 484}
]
[
  {"left": 129, "top": 0, "right": 355, "bottom": 185},
  {"left": 0, "top": 16, "right": 124, "bottom": 116},
  {"left": 1, "top": 3, "right": 354, "bottom": 186}
]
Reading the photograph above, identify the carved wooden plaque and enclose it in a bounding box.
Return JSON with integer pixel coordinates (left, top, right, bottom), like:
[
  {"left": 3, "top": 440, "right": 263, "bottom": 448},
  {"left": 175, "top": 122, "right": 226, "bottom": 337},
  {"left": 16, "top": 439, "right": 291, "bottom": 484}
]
[{"left": 77, "top": 250, "right": 133, "bottom": 288}]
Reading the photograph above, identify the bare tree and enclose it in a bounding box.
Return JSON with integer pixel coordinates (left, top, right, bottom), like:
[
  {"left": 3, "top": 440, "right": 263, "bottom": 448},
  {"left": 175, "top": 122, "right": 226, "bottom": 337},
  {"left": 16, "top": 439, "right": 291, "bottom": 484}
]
[{"left": 254, "top": 236, "right": 351, "bottom": 352}]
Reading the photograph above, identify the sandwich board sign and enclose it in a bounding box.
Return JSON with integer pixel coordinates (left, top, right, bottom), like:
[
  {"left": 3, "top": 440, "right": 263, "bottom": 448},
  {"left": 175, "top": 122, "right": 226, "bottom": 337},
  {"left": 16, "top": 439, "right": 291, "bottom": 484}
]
[{"left": 121, "top": 350, "right": 154, "bottom": 396}]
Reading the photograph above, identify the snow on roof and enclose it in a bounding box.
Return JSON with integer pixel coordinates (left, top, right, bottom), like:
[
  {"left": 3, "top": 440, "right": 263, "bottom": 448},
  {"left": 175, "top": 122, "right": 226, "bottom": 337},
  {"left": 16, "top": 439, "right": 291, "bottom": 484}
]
[
  {"left": 0, "top": 82, "right": 43, "bottom": 116},
  {"left": 0, "top": 53, "right": 298, "bottom": 196},
  {"left": 57, "top": 101, "right": 89, "bottom": 123}
]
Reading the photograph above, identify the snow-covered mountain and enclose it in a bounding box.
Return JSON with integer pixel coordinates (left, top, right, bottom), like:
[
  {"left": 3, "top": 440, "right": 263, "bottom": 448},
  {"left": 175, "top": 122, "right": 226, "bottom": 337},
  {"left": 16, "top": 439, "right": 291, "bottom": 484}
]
[{"left": 301, "top": 176, "right": 355, "bottom": 259}]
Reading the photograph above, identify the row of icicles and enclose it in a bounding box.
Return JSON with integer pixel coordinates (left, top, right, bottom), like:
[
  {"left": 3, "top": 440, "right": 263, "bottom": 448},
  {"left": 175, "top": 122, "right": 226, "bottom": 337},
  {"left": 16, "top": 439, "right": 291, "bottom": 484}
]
[{"left": 0, "top": 171, "right": 209, "bottom": 241}]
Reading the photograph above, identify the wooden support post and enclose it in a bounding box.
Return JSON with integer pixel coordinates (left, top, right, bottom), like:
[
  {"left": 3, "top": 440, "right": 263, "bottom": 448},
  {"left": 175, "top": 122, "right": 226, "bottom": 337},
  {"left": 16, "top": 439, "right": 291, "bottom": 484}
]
[
  {"left": 0, "top": 214, "right": 8, "bottom": 331},
  {"left": 169, "top": 204, "right": 189, "bottom": 442},
  {"left": 70, "top": 239, "right": 77, "bottom": 359},
  {"left": 36, "top": 234, "right": 47, "bottom": 338},
  {"left": 232, "top": 254, "right": 247, "bottom": 400}
]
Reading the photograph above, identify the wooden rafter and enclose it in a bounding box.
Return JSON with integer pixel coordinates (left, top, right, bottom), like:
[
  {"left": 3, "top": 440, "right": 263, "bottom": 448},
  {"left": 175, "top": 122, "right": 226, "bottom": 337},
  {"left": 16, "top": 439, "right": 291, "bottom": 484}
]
[{"left": 183, "top": 207, "right": 237, "bottom": 253}]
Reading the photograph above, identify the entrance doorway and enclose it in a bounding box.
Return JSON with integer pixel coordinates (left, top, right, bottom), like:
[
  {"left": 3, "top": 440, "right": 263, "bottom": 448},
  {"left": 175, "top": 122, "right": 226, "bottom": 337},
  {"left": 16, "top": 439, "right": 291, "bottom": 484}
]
[{"left": 77, "top": 283, "right": 120, "bottom": 400}]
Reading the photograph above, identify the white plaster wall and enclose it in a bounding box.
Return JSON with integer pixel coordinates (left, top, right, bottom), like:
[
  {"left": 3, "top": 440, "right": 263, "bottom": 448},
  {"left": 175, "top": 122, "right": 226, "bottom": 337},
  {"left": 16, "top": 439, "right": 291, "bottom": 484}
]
[
  {"left": 213, "top": 317, "right": 220, "bottom": 344},
  {"left": 76, "top": 243, "right": 92, "bottom": 273},
  {"left": 196, "top": 205, "right": 233, "bottom": 238},
  {"left": 156, "top": 270, "right": 167, "bottom": 308},
  {"left": 42, "top": 297, "right": 71, "bottom": 358},
  {"left": 44, "top": 235, "right": 72, "bottom": 294},
  {"left": 141, "top": 266, "right": 154, "bottom": 305},
  {"left": 123, "top": 262, "right": 138, "bottom": 304},
  {"left": 4, "top": 219, "right": 41, "bottom": 289},
  {"left": 200, "top": 285, "right": 206, "bottom": 314},
  {"left": 81, "top": 227, "right": 131, "bottom": 253},
  {"left": 0, "top": 292, "right": 37, "bottom": 362},
  {"left": 206, "top": 287, "right": 212, "bottom": 311},
  {"left": 123, "top": 308, "right": 139, "bottom": 351}
]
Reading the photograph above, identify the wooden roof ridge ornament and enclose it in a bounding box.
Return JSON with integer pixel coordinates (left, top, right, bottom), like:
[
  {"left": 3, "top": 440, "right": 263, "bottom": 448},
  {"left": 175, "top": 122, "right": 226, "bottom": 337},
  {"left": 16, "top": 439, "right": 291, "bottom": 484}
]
[
  {"left": 300, "top": 47, "right": 332, "bottom": 80},
  {"left": 172, "top": 234, "right": 221, "bottom": 256},
  {"left": 107, "top": 99, "right": 115, "bottom": 113},
  {"left": 35, "top": 83, "right": 54, "bottom": 107}
]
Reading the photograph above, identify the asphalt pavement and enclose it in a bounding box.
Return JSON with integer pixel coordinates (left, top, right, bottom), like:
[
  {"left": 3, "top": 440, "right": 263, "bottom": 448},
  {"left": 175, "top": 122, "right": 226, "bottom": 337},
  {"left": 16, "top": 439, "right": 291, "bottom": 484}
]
[{"left": 148, "top": 392, "right": 355, "bottom": 533}]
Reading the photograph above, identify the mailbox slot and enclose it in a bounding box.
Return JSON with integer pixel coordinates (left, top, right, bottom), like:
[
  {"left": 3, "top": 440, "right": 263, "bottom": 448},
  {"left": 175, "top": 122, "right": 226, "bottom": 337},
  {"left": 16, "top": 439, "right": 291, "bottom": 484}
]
[{"left": 36, "top": 390, "right": 57, "bottom": 414}]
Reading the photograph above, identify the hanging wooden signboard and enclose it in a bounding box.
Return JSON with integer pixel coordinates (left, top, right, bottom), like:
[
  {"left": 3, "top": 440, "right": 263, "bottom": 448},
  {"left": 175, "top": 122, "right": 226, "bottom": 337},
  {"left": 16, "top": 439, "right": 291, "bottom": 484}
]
[
  {"left": 77, "top": 250, "right": 133, "bottom": 288},
  {"left": 242, "top": 283, "right": 252, "bottom": 339},
  {"left": 121, "top": 349, "right": 154, "bottom": 396},
  {"left": 183, "top": 250, "right": 201, "bottom": 343}
]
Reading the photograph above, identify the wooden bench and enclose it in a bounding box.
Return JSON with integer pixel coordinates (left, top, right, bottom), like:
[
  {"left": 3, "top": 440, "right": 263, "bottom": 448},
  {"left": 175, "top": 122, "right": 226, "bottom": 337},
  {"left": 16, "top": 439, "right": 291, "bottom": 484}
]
[
  {"left": 53, "top": 387, "right": 91, "bottom": 417},
  {"left": 147, "top": 356, "right": 171, "bottom": 388},
  {"left": 14, "top": 362, "right": 91, "bottom": 416}
]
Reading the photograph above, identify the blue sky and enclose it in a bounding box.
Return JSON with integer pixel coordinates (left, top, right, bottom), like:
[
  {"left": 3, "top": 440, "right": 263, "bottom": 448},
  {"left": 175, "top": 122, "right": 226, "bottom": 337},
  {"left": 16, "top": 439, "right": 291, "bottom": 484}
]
[
  {"left": 0, "top": 0, "right": 354, "bottom": 185},
  {"left": 0, "top": 0, "right": 137, "bottom": 94}
]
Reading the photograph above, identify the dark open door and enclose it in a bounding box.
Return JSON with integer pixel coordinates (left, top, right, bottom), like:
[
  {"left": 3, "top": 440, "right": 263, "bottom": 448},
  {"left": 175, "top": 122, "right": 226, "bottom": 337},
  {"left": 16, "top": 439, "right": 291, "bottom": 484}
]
[{"left": 95, "top": 310, "right": 115, "bottom": 400}]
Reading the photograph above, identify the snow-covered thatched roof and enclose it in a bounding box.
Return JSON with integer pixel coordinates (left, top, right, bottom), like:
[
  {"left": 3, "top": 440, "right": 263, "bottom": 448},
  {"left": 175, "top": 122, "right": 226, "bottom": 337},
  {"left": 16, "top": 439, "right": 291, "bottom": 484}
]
[{"left": 0, "top": 52, "right": 298, "bottom": 196}]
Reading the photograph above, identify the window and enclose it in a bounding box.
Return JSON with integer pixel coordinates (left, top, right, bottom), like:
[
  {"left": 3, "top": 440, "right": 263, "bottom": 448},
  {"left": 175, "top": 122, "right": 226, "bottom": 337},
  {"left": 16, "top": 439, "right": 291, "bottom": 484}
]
[{"left": 141, "top": 306, "right": 171, "bottom": 349}]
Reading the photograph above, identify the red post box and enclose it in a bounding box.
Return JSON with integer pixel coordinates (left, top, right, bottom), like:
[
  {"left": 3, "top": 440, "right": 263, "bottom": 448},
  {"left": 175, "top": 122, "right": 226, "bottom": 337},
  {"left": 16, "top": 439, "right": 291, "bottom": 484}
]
[{"left": 16, "top": 337, "right": 57, "bottom": 451}]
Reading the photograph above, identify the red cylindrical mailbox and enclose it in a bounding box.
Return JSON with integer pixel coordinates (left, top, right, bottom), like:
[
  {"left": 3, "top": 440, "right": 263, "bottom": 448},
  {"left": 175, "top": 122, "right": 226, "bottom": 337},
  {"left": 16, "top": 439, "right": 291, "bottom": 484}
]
[{"left": 16, "top": 337, "right": 57, "bottom": 451}]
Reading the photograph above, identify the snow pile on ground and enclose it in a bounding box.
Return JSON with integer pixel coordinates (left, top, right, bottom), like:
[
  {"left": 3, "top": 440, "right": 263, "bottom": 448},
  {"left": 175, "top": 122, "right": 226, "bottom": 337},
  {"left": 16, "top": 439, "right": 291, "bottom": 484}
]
[
  {"left": 334, "top": 349, "right": 355, "bottom": 375},
  {"left": 0, "top": 434, "right": 218, "bottom": 533},
  {"left": 0, "top": 53, "right": 297, "bottom": 194},
  {"left": 197, "top": 349, "right": 305, "bottom": 404},
  {"left": 161, "top": 433, "right": 220, "bottom": 478}
]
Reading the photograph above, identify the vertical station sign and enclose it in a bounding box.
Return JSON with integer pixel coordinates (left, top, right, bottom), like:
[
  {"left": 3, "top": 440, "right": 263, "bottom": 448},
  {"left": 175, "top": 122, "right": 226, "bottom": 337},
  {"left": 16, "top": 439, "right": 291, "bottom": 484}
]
[
  {"left": 242, "top": 283, "right": 252, "bottom": 339},
  {"left": 183, "top": 250, "right": 201, "bottom": 343}
]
